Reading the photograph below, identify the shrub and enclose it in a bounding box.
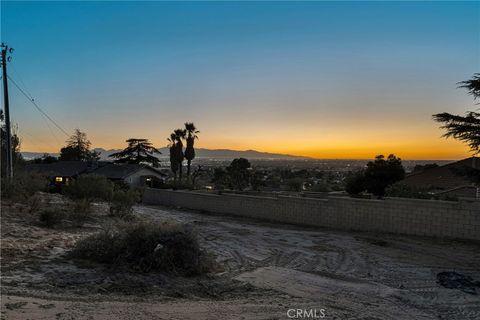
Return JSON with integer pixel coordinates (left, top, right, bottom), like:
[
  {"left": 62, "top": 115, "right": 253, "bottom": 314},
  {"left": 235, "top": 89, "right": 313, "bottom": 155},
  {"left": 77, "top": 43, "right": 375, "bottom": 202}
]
[
  {"left": 386, "top": 183, "right": 458, "bottom": 201},
  {"left": 1, "top": 171, "right": 49, "bottom": 203},
  {"left": 39, "top": 209, "right": 66, "bottom": 228},
  {"left": 69, "top": 221, "right": 214, "bottom": 275},
  {"left": 70, "top": 199, "right": 92, "bottom": 226},
  {"left": 345, "top": 170, "right": 366, "bottom": 195},
  {"left": 109, "top": 189, "right": 141, "bottom": 220},
  {"left": 310, "top": 181, "right": 331, "bottom": 192},
  {"left": 64, "top": 174, "right": 113, "bottom": 201},
  {"left": 286, "top": 178, "right": 304, "bottom": 192},
  {"left": 27, "top": 193, "right": 44, "bottom": 213},
  {"left": 385, "top": 183, "right": 433, "bottom": 199}
]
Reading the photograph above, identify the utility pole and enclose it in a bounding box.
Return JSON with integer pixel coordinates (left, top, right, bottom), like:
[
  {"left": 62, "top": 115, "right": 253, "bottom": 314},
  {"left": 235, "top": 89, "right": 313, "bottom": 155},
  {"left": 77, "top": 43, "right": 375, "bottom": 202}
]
[{"left": 1, "top": 43, "right": 14, "bottom": 179}]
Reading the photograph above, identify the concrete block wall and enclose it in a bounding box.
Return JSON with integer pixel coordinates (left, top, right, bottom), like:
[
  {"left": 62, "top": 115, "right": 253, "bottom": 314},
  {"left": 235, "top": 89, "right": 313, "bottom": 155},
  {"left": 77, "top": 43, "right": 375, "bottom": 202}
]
[{"left": 143, "top": 189, "right": 480, "bottom": 240}]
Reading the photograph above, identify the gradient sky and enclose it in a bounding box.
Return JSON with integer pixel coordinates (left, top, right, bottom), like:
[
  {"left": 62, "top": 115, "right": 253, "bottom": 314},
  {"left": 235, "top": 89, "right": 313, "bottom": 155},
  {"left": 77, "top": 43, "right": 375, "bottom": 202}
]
[{"left": 1, "top": 1, "right": 479, "bottom": 160}]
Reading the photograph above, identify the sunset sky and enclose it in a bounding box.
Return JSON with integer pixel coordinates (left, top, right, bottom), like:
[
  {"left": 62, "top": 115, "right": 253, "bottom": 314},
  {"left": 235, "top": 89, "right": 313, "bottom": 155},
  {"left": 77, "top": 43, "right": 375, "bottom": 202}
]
[{"left": 1, "top": 1, "right": 479, "bottom": 160}]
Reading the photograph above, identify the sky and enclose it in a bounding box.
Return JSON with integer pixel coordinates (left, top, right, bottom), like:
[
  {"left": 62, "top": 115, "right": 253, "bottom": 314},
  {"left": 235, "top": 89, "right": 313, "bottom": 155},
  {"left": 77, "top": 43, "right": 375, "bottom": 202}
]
[{"left": 1, "top": 1, "right": 479, "bottom": 160}]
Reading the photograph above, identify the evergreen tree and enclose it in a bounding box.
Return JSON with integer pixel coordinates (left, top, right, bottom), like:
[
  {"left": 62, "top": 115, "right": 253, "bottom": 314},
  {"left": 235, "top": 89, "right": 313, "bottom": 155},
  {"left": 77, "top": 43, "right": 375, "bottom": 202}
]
[
  {"left": 59, "top": 129, "right": 99, "bottom": 161},
  {"left": 433, "top": 74, "right": 480, "bottom": 154},
  {"left": 109, "top": 138, "right": 161, "bottom": 166}
]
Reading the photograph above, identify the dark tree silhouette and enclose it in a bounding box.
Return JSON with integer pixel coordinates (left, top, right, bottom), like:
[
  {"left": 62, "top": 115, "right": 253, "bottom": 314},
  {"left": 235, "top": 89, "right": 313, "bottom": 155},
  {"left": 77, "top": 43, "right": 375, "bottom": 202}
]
[
  {"left": 191, "top": 165, "right": 204, "bottom": 187},
  {"left": 345, "top": 170, "right": 366, "bottom": 195},
  {"left": 33, "top": 153, "right": 58, "bottom": 164},
  {"left": 226, "top": 158, "right": 251, "bottom": 191},
  {"left": 173, "top": 129, "right": 186, "bottom": 181},
  {"left": 59, "top": 129, "right": 99, "bottom": 161},
  {"left": 109, "top": 138, "right": 161, "bottom": 166},
  {"left": 1, "top": 110, "right": 22, "bottom": 177},
  {"left": 212, "top": 167, "right": 229, "bottom": 190},
  {"left": 184, "top": 122, "right": 199, "bottom": 180},
  {"left": 364, "top": 154, "right": 405, "bottom": 197},
  {"left": 433, "top": 74, "right": 480, "bottom": 154},
  {"left": 167, "top": 132, "right": 178, "bottom": 181}
]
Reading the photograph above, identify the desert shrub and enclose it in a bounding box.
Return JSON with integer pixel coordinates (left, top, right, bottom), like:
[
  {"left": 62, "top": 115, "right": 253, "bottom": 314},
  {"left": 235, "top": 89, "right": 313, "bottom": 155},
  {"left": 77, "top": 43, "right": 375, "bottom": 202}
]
[
  {"left": 69, "top": 221, "right": 214, "bottom": 275},
  {"left": 1, "top": 171, "right": 49, "bottom": 203},
  {"left": 64, "top": 174, "right": 113, "bottom": 201},
  {"left": 113, "top": 180, "right": 131, "bottom": 192},
  {"left": 39, "top": 209, "right": 66, "bottom": 228},
  {"left": 27, "top": 193, "right": 44, "bottom": 213},
  {"left": 70, "top": 199, "right": 92, "bottom": 226},
  {"left": 109, "top": 189, "right": 141, "bottom": 220}
]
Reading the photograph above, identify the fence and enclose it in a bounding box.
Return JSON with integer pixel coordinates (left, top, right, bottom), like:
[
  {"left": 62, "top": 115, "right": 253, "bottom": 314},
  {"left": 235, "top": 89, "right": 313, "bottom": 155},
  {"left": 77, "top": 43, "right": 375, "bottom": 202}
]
[{"left": 143, "top": 189, "right": 480, "bottom": 240}]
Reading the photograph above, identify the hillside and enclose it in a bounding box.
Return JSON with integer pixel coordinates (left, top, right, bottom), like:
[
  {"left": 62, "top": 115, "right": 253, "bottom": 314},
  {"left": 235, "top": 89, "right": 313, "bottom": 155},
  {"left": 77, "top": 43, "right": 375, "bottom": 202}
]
[{"left": 21, "top": 148, "right": 310, "bottom": 161}]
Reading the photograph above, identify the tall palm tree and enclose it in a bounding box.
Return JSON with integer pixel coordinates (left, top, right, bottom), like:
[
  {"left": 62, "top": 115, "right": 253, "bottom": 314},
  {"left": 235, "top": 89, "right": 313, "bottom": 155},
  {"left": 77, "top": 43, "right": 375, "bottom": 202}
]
[
  {"left": 167, "top": 133, "right": 178, "bottom": 181},
  {"left": 184, "top": 122, "right": 199, "bottom": 180},
  {"left": 174, "top": 128, "right": 186, "bottom": 181}
]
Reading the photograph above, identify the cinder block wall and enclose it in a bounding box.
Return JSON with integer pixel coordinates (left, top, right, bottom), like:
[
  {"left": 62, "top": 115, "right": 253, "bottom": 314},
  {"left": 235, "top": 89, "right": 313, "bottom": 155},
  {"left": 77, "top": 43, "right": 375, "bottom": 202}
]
[{"left": 143, "top": 189, "right": 480, "bottom": 240}]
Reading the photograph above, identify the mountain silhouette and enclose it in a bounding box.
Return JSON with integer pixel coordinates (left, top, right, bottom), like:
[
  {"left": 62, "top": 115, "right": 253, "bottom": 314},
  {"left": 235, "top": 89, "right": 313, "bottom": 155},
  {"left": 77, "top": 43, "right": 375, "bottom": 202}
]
[{"left": 22, "top": 147, "right": 311, "bottom": 161}]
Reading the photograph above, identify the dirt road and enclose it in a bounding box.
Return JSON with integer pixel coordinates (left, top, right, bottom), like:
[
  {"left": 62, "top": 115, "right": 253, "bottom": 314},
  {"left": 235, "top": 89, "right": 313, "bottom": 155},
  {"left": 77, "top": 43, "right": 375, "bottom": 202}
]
[{"left": 2, "top": 201, "right": 480, "bottom": 319}]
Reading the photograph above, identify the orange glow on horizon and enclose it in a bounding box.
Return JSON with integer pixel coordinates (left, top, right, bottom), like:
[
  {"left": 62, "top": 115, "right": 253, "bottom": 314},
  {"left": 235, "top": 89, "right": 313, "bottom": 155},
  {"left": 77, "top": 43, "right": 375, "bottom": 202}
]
[
  {"left": 18, "top": 113, "right": 473, "bottom": 161},
  {"left": 21, "top": 136, "right": 472, "bottom": 161}
]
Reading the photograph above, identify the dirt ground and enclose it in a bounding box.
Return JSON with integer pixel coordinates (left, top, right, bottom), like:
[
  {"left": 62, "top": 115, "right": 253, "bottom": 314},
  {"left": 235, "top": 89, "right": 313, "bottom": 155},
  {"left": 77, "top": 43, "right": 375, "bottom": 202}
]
[{"left": 1, "top": 193, "right": 480, "bottom": 319}]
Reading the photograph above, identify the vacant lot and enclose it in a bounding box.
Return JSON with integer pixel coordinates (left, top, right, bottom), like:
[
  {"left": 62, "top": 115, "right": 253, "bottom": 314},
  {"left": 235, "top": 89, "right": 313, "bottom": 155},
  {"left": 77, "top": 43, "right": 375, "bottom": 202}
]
[{"left": 1, "top": 194, "right": 480, "bottom": 319}]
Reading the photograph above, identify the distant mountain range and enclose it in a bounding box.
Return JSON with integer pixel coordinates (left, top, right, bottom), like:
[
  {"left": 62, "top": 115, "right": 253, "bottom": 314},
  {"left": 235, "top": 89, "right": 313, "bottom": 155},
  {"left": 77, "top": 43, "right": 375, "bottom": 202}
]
[{"left": 21, "top": 147, "right": 311, "bottom": 161}]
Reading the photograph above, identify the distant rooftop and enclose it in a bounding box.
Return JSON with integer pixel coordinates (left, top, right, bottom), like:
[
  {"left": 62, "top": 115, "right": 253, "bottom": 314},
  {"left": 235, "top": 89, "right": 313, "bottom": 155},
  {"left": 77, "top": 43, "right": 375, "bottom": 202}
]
[{"left": 401, "top": 157, "right": 479, "bottom": 191}]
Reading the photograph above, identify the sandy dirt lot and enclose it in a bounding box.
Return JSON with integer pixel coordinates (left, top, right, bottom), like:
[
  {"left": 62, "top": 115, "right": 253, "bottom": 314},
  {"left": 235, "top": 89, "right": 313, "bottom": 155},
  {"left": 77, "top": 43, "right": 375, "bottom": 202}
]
[{"left": 1, "top": 195, "right": 480, "bottom": 319}]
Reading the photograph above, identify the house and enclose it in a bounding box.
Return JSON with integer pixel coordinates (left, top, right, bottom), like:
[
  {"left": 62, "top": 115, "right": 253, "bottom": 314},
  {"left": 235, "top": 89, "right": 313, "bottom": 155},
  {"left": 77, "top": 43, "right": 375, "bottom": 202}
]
[
  {"left": 91, "top": 163, "right": 166, "bottom": 187},
  {"left": 400, "top": 157, "right": 479, "bottom": 199},
  {"left": 26, "top": 161, "right": 166, "bottom": 188},
  {"left": 25, "top": 161, "right": 93, "bottom": 188}
]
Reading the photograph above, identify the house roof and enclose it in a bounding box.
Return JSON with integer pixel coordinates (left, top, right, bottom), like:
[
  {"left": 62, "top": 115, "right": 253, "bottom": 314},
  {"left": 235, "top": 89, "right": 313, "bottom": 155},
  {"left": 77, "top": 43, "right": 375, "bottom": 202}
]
[
  {"left": 25, "top": 161, "right": 90, "bottom": 177},
  {"left": 91, "top": 163, "right": 166, "bottom": 179},
  {"left": 401, "top": 157, "right": 479, "bottom": 191}
]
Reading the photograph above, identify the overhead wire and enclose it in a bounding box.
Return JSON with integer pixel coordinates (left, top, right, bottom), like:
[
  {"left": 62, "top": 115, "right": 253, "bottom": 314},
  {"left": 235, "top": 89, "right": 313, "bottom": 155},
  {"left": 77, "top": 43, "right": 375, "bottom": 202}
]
[{"left": 7, "top": 74, "right": 70, "bottom": 137}]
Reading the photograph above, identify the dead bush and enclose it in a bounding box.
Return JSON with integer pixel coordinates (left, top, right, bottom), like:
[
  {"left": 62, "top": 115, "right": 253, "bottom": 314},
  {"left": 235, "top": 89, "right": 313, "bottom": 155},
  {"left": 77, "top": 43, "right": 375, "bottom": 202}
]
[
  {"left": 69, "top": 221, "right": 215, "bottom": 275},
  {"left": 109, "top": 189, "right": 141, "bottom": 220},
  {"left": 1, "top": 171, "right": 49, "bottom": 203},
  {"left": 39, "top": 209, "right": 66, "bottom": 228},
  {"left": 64, "top": 174, "right": 113, "bottom": 201},
  {"left": 27, "top": 193, "right": 44, "bottom": 213},
  {"left": 70, "top": 199, "right": 92, "bottom": 227}
]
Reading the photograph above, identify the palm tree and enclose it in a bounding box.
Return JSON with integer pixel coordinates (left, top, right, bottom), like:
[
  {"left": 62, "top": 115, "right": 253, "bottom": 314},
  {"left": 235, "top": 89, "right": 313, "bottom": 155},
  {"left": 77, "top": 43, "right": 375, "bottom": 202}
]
[
  {"left": 167, "top": 133, "right": 178, "bottom": 181},
  {"left": 184, "top": 122, "right": 199, "bottom": 180},
  {"left": 174, "top": 129, "right": 186, "bottom": 181}
]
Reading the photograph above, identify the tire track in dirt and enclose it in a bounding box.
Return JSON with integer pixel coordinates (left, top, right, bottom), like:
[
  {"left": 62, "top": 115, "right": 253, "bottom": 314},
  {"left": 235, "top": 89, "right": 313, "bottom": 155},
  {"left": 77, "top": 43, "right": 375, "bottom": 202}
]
[{"left": 138, "top": 205, "right": 480, "bottom": 319}]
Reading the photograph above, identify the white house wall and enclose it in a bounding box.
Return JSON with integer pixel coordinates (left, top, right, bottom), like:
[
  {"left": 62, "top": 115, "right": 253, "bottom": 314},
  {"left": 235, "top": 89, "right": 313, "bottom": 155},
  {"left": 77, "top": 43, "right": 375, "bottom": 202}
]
[{"left": 124, "top": 168, "right": 164, "bottom": 187}]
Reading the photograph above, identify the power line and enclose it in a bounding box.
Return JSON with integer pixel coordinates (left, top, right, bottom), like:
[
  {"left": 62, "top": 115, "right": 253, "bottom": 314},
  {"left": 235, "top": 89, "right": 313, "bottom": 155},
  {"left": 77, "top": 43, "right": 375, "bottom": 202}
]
[
  {"left": 7, "top": 74, "right": 70, "bottom": 137},
  {"left": 17, "top": 127, "right": 57, "bottom": 151},
  {"left": 10, "top": 64, "right": 34, "bottom": 99}
]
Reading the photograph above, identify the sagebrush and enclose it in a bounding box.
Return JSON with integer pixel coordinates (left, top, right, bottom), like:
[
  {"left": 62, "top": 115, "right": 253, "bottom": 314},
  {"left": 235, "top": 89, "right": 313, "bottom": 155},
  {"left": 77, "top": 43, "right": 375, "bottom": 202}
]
[
  {"left": 1, "top": 171, "right": 48, "bottom": 203},
  {"left": 69, "top": 221, "right": 215, "bottom": 275},
  {"left": 64, "top": 174, "right": 113, "bottom": 201}
]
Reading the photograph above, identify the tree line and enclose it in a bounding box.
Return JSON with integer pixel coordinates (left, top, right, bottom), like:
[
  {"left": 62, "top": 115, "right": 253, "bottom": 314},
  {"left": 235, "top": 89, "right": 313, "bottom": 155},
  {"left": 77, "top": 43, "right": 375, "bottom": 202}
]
[{"left": 31, "top": 122, "right": 200, "bottom": 184}]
